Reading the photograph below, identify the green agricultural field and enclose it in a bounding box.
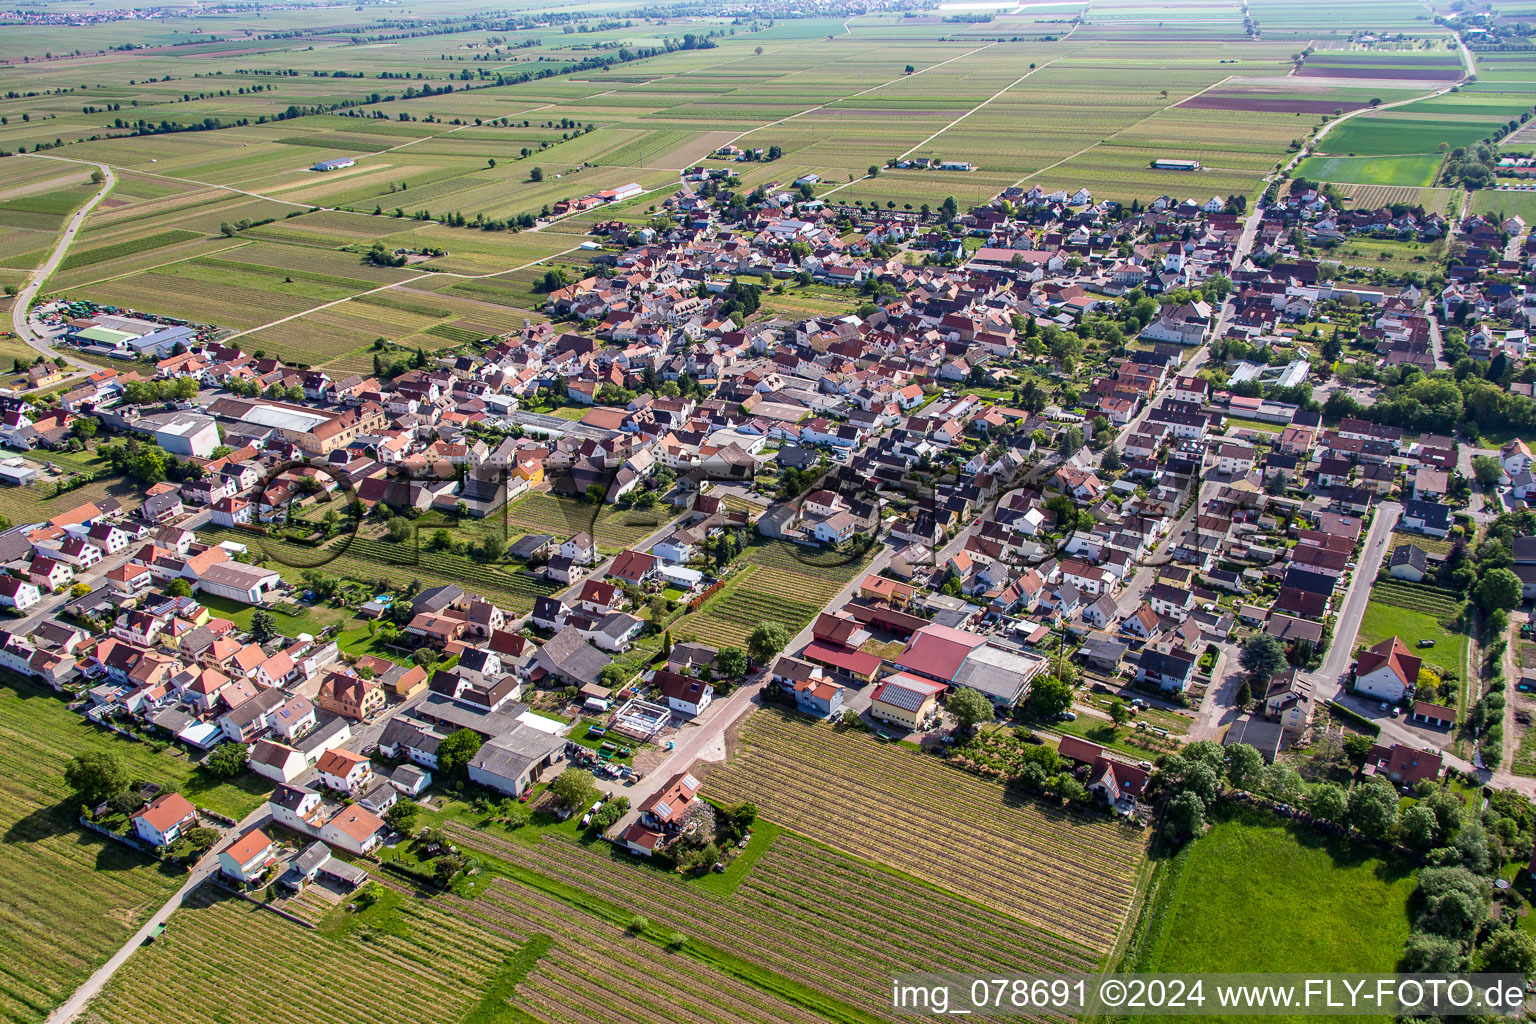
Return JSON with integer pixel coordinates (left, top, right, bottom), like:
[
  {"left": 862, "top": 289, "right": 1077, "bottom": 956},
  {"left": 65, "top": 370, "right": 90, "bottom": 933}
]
[
  {"left": 1318, "top": 116, "right": 1499, "bottom": 156},
  {"left": 1126, "top": 807, "right": 1416, "bottom": 1010},
  {"left": 1293, "top": 154, "right": 1443, "bottom": 187},
  {"left": 1472, "top": 189, "right": 1536, "bottom": 225}
]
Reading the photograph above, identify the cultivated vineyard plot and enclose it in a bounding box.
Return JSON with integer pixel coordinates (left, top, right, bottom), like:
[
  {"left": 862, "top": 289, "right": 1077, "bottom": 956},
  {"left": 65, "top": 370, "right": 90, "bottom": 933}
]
[
  {"left": 85, "top": 885, "right": 517, "bottom": 1024},
  {"left": 447, "top": 824, "right": 1098, "bottom": 1021},
  {"left": 705, "top": 712, "right": 1148, "bottom": 952},
  {"left": 387, "top": 875, "right": 835, "bottom": 1024}
]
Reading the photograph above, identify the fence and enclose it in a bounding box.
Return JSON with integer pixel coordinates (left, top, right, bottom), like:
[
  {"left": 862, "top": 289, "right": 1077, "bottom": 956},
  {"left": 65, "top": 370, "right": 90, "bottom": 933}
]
[
  {"left": 79, "top": 816, "right": 153, "bottom": 853},
  {"left": 686, "top": 578, "right": 725, "bottom": 612}
]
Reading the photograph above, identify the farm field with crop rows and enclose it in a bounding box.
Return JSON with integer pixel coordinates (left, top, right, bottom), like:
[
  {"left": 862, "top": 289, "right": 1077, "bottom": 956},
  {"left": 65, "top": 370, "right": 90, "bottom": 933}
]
[
  {"left": 501, "top": 492, "right": 668, "bottom": 551},
  {"left": 0, "top": 673, "right": 267, "bottom": 1024},
  {"left": 705, "top": 710, "right": 1148, "bottom": 952},
  {"left": 447, "top": 825, "right": 1100, "bottom": 1021},
  {"left": 669, "top": 542, "right": 873, "bottom": 648},
  {"left": 85, "top": 883, "right": 521, "bottom": 1024}
]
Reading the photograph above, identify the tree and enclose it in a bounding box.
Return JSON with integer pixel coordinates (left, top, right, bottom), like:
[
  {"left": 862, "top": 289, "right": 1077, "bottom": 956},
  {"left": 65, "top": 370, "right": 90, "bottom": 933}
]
[
  {"left": 437, "top": 728, "right": 482, "bottom": 777},
  {"left": 127, "top": 447, "right": 165, "bottom": 484},
  {"left": 948, "top": 687, "right": 994, "bottom": 731},
  {"left": 1472, "top": 454, "right": 1503, "bottom": 488},
  {"left": 1483, "top": 926, "right": 1536, "bottom": 978},
  {"left": 183, "top": 826, "right": 221, "bottom": 854},
  {"left": 548, "top": 767, "right": 598, "bottom": 810},
  {"left": 166, "top": 578, "right": 191, "bottom": 598},
  {"left": 1233, "top": 679, "right": 1252, "bottom": 708},
  {"left": 867, "top": 164, "right": 879, "bottom": 178},
  {"left": 1305, "top": 782, "right": 1348, "bottom": 824},
  {"left": 248, "top": 610, "right": 279, "bottom": 644},
  {"left": 1165, "top": 791, "right": 1206, "bottom": 845},
  {"left": 1028, "top": 674, "right": 1073, "bottom": 718},
  {"left": 747, "top": 622, "right": 789, "bottom": 666},
  {"left": 64, "top": 751, "right": 131, "bottom": 805},
  {"left": 203, "top": 742, "right": 248, "bottom": 778},
  {"left": 1402, "top": 932, "right": 1466, "bottom": 973},
  {"left": 1477, "top": 568, "right": 1522, "bottom": 615},
  {"left": 1058, "top": 426, "right": 1084, "bottom": 457},
  {"left": 1101, "top": 446, "right": 1124, "bottom": 472},
  {"left": 1224, "top": 742, "right": 1264, "bottom": 790},
  {"left": 585, "top": 483, "right": 607, "bottom": 505},
  {"left": 1400, "top": 803, "right": 1440, "bottom": 849},
  {"left": 1347, "top": 777, "right": 1400, "bottom": 839},
  {"left": 1109, "top": 699, "right": 1130, "bottom": 727},
  {"left": 715, "top": 647, "right": 749, "bottom": 678},
  {"left": 90, "top": 168, "right": 106, "bottom": 184},
  {"left": 1239, "top": 633, "right": 1286, "bottom": 685},
  {"left": 1264, "top": 471, "right": 1286, "bottom": 496},
  {"left": 1258, "top": 763, "right": 1304, "bottom": 804},
  {"left": 529, "top": 166, "right": 544, "bottom": 182},
  {"left": 384, "top": 801, "right": 419, "bottom": 832},
  {"left": 386, "top": 516, "right": 413, "bottom": 543}
]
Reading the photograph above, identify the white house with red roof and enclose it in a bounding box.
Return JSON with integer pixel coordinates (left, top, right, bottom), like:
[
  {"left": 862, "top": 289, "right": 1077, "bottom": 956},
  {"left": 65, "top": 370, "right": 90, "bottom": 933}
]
[
  {"left": 219, "top": 828, "right": 276, "bottom": 882},
  {"left": 637, "top": 770, "right": 701, "bottom": 831},
  {"left": 1353, "top": 636, "right": 1422, "bottom": 703},
  {"left": 319, "top": 804, "right": 386, "bottom": 856},
  {"left": 316, "top": 748, "right": 372, "bottom": 795},
  {"left": 131, "top": 792, "right": 198, "bottom": 847}
]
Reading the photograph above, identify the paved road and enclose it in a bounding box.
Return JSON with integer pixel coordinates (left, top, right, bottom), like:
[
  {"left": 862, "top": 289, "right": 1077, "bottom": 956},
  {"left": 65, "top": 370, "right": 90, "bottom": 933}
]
[
  {"left": 9, "top": 156, "right": 114, "bottom": 376},
  {"left": 1306, "top": 501, "right": 1401, "bottom": 697},
  {"left": 46, "top": 808, "right": 272, "bottom": 1024}
]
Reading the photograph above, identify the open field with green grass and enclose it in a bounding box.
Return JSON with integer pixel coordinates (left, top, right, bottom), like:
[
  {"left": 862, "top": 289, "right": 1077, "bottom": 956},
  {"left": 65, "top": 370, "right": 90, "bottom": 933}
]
[
  {"left": 1357, "top": 578, "right": 1469, "bottom": 678},
  {"left": 1124, "top": 806, "right": 1416, "bottom": 1020},
  {"left": 1294, "top": 153, "right": 1443, "bottom": 187},
  {"left": 501, "top": 491, "right": 669, "bottom": 552}
]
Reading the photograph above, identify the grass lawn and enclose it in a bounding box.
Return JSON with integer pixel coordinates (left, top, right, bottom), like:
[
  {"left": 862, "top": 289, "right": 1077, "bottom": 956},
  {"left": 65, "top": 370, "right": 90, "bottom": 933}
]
[
  {"left": 1223, "top": 416, "right": 1283, "bottom": 434},
  {"left": 196, "top": 593, "right": 357, "bottom": 638},
  {"left": 1357, "top": 596, "right": 1468, "bottom": 677},
  {"left": 335, "top": 623, "right": 414, "bottom": 665},
  {"left": 1047, "top": 715, "right": 1181, "bottom": 761},
  {"left": 1127, "top": 807, "right": 1416, "bottom": 1012}
]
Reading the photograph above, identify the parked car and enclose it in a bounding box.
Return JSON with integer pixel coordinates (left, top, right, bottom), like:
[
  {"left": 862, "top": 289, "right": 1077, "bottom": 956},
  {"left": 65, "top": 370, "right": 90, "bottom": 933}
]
[{"left": 1418, "top": 639, "right": 1436, "bottom": 648}]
